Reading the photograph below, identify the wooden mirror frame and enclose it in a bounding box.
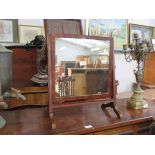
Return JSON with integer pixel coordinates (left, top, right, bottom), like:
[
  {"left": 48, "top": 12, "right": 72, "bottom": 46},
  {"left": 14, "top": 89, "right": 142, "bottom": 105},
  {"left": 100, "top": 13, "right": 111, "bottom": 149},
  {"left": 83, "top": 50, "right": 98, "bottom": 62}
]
[{"left": 48, "top": 33, "right": 120, "bottom": 125}]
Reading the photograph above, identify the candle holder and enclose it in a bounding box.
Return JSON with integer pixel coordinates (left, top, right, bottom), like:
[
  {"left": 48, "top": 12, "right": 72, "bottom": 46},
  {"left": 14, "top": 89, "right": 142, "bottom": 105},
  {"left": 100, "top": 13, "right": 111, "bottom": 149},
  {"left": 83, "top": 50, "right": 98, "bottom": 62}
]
[{"left": 123, "top": 33, "right": 153, "bottom": 109}]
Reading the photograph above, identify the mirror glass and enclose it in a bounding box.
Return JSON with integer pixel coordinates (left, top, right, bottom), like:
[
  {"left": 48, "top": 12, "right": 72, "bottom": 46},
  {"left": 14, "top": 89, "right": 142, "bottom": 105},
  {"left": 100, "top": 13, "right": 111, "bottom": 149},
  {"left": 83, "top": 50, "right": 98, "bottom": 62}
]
[{"left": 55, "top": 38, "right": 110, "bottom": 97}]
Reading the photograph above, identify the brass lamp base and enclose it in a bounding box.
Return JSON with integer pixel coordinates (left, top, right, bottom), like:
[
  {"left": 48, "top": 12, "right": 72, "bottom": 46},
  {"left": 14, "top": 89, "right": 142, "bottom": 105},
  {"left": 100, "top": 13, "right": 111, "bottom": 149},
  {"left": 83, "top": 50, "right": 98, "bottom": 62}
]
[
  {"left": 127, "top": 86, "right": 149, "bottom": 109},
  {"left": 0, "top": 115, "right": 6, "bottom": 128},
  {"left": 127, "top": 99, "right": 149, "bottom": 109}
]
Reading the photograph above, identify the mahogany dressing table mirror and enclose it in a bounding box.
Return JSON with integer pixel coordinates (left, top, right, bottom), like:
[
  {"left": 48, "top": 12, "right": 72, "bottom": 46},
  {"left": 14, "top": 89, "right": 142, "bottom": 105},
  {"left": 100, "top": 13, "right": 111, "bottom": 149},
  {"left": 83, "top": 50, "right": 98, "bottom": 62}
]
[{"left": 48, "top": 34, "right": 120, "bottom": 128}]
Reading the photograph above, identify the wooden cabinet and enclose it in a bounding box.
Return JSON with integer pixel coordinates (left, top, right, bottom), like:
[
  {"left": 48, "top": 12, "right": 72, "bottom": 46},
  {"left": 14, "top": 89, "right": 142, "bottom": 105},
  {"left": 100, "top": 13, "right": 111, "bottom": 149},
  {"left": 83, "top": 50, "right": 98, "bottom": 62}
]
[
  {"left": 7, "top": 87, "right": 48, "bottom": 109},
  {"left": 72, "top": 73, "right": 86, "bottom": 96},
  {"left": 68, "top": 68, "right": 109, "bottom": 95},
  {"left": 6, "top": 46, "right": 48, "bottom": 108},
  {"left": 143, "top": 52, "right": 155, "bottom": 84},
  {"left": 10, "top": 46, "right": 37, "bottom": 87},
  {"left": 86, "top": 69, "right": 109, "bottom": 94}
]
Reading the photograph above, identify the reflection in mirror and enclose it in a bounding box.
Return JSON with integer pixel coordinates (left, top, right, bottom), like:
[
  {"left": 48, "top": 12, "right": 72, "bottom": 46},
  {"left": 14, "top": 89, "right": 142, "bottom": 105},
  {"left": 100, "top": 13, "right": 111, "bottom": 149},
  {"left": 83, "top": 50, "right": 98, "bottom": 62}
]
[{"left": 55, "top": 38, "right": 110, "bottom": 97}]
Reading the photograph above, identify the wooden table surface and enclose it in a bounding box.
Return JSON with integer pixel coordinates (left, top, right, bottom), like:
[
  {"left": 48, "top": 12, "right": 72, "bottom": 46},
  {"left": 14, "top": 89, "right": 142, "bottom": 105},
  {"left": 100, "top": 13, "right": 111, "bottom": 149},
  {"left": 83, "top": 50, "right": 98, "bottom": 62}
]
[
  {"left": 117, "top": 89, "right": 155, "bottom": 101},
  {"left": 0, "top": 97, "right": 155, "bottom": 135}
]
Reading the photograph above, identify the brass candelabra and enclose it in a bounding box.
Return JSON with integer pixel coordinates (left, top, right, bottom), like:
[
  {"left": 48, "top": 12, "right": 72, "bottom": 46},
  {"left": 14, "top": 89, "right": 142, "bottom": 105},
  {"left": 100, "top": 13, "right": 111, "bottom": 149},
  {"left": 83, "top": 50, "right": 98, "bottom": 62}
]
[{"left": 123, "top": 33, "right": 153, "bottom": 109}]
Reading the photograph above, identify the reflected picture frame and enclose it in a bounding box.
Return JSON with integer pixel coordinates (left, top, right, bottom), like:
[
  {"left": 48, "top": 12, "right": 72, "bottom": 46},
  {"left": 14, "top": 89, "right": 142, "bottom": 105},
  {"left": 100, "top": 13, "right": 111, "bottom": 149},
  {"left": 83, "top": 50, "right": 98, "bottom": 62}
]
[
  {"left": 129, "top": 24, "right": 153, "bottom": 44},
  {"left": 18, "top": 25, "right": 43, "bottom": 43},
  {"left": 0, "top": 19, "right": 18, "bottom": 43}
]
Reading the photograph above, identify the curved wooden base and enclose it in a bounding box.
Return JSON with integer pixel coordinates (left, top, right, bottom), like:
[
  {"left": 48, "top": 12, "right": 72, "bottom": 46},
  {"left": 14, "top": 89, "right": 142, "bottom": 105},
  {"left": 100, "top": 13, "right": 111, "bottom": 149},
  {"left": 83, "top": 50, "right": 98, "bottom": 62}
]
[
  {"left": 50, "top": 102, "right": 120, "bottom": 130},
  {"left": 6, "top": 87, "right": 48, "bottom": 109},
  {"left": 101, "top": 102, "right": 120, "bottom": 119}
]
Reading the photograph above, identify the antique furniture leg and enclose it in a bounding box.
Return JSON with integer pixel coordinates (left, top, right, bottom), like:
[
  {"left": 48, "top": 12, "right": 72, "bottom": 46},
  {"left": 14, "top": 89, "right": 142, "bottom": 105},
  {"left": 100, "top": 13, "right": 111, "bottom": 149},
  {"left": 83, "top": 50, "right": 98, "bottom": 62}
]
[
  {"left": 49, "top": 113, "right": 56, "bottom": 129},
  {"left": 101, "top": 102, "right": 120, "bottom": 118}
]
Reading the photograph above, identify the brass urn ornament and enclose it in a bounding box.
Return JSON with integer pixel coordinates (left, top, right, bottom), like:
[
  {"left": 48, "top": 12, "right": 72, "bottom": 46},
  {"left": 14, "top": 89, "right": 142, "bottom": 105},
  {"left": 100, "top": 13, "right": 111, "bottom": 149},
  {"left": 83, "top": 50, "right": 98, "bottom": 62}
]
[{"left": 123, "top": 33, "right": 153, "bottom": 109}]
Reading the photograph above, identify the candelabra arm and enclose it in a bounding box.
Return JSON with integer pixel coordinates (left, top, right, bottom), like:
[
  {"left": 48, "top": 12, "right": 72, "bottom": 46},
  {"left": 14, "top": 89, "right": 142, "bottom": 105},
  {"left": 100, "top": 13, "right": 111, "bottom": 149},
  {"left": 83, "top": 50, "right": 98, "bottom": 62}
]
[
  {"left": 124, "top": 52, "right": 133, "bottom": 62},
  {"left": 122, "top": 33, "right": 153, "bottom": 109}
]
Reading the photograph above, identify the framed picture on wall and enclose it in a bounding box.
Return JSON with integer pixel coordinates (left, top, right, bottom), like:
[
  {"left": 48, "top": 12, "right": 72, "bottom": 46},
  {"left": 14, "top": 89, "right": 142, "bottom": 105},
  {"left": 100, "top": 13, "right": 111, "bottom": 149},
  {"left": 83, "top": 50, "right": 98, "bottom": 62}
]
[
  {"left": 88, "top": 19, "right": 128, "bottom": 49},
  {"left": 18, "top": 25, "right": 43, "bottom": 43},
  {"left": 0, "top": 19, "right": 18, "bottom": 43},
  {"left": 129, "top": 24, "right": 153, "bottom": 44}
]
